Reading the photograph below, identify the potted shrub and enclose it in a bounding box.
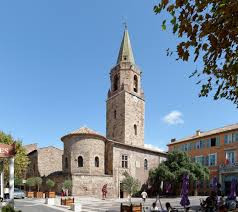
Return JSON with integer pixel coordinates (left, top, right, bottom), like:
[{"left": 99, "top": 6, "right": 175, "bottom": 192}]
[
  {"left": 61, "top": 180, "right": 74, "bottom": 206},
  {"left": 46, "top": 179, "right": 55, "bottom": 198},
  {"left": 121, "top": 171, "right": 140, "bottom": 203},
  {"left": 26, "top": 177, "right": 35, "bottom": 198},
  {"left": 34, "top": 177, "right": 43, "bottom": 198},
  {"left": 63, "top": 179, "right": 72, "bottom": 197}
]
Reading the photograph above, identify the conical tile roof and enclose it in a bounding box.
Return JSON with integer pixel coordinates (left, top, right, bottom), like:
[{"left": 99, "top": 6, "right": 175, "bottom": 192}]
[{"left": 117, "top": 27, "right": 135, "bottom": 64}]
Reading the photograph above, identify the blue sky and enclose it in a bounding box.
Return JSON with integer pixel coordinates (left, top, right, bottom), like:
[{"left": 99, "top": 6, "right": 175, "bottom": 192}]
[{"left": 0, "top": 0, "right": 237, "bottom": 151}]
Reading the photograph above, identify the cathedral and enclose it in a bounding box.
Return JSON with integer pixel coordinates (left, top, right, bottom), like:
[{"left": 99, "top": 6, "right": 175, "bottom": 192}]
[
  {"left": 26, "top": 27, "right": 166, "bottom": 198},
  {"left": 59, "top": 27, "right": 166, "bottom": 198}
]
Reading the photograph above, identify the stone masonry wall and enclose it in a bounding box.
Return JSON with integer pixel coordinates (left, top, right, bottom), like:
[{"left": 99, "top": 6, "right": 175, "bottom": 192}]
[
  {"left": 106, "top": 91, "right": 125, "bottom": 142},
  {"left": 124, "top": 92, "right": 144, "bottom": 147},
  {"left": 72, "top": 174, "right": 115, "bottom": 198},
  {"left": 112, "top": 144, "right": 162, "bottom": 196},
  {"left": 37, "top": 147, "right": 63, "bottom": 177},
  {"left": 26, "top": 151, "right": 39, "bottom": 178},
  {"left": 63, "top": 135, "right": 105, "bottom": 175}
]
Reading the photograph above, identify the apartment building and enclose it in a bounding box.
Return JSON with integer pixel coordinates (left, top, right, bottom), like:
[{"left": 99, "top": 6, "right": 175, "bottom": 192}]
[{"left": 168, "top": 123, "right": 238, "bottom": 195}]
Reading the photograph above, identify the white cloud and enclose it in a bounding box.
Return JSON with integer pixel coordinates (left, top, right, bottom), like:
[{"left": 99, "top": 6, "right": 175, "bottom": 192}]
[
  {"left": 144, "top": 143, "right": 165, "bottom": 152},
  {"left": 163, "top": 110, "right": 184, "bottom": 125}
]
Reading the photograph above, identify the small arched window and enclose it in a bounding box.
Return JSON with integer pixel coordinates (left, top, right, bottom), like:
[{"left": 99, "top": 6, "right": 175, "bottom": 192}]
[
  {"left": 78, "top": 156, "right": 83, "bottom": 167},
  {"left": 134, "top": 124, "right": 137, "bottom": 136},
  {"left": 144, "top": 159, "right": 148, "bottom": 170},
  {"left": 133, "top": 75, "right": 138, "bottom": 93},
  {"left": 114, "top": 110, "right": 117, "bottom": 119},
  {"left": 113, "top": 74, "right": 119, "bottom": 91},
  {"left": 65, "top": 157, "right": 68, "bottom": 169},
  {"left": 95, "top": 156, "right": 99, "bottom": 167}
]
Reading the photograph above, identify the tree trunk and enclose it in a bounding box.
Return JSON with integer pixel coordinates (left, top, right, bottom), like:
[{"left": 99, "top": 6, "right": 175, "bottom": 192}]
[{"left": 194, "top": 187, "right": 198, "bottom": 196}]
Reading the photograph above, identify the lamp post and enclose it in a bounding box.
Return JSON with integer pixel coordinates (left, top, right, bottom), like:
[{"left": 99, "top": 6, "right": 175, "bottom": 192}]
[
  {"left": 0, "top": 143, "right": 15, "bottom": 206},
  {"left": 9, "top": 157, "right": 14, "bottom": 206},
  {"left": 0, "top": 161, "right": 4, "bottom": 199}
]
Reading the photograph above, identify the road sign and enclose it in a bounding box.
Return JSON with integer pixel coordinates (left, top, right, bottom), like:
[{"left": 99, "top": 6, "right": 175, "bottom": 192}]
[{"left": 0, "top": 143, "right": 15, "bottom": 158}]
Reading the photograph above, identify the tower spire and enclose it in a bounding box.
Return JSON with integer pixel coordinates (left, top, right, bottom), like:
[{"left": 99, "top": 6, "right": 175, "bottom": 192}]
[{"left": 117, "top": 26, "right": 135, "bottom": 64}]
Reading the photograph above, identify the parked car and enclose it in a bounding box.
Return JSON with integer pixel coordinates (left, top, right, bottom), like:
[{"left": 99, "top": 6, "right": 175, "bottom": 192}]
[{"left": 14, "top": 188, "right": 25, "bottom": 199}]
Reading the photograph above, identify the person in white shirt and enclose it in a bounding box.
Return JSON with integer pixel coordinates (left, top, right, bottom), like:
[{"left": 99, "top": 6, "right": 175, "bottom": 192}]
[
  {"left": 141, "top": 190, "right": 148, "bottom": 203},
  {"left": 150, "top": 202, "right": 159, "bottom": 211}
]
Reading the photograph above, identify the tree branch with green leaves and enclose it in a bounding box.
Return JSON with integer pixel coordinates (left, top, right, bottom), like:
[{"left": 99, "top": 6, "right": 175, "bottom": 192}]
[{"left": 154, "top": 0, "right": 238, "bottom": 106}]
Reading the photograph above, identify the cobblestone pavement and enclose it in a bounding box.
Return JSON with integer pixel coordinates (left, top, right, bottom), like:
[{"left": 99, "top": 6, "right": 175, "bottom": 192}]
[
  {"left": 11, "top": 196, "right": 205, "bottom": 212},
  {"left": 14, "top": 199, "right": 65, "bottom": 212},
  {"left": 76, "top": 196, "right": 204, "bottom": 211}
]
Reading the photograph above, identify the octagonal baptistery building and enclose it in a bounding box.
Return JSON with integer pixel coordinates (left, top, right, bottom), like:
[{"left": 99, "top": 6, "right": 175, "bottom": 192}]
[{"left": 61, "top": 127, "right": 116, "bottom": 197}]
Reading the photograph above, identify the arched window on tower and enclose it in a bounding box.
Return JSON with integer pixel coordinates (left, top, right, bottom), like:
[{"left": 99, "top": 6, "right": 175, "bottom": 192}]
[
  {"left": 114, "top": 110, "right": 117, "bottom": 119},
  {"left": 78, "top": 156, "right": 83, "bottom": 167},
  {"left": 144, "top": 159, "right": 148, "bottom": 170},
  {"left": 95, "top": 156, "right": 99, "bottom": 167},
  {"left": 133, "top": 75, "right": 138, "bottom": 93},
  {"left": 134, "top": 124, "right": 137, "bottom": 136},
  {"left": 113, "top": 74, "right": 119, "bottom": 91},
  {"left": 65, "top": 157, "right": 68, "bottom": 169}
]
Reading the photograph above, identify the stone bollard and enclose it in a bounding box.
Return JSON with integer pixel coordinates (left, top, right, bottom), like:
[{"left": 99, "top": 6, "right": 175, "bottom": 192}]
[
  {"left": 45, "top": 198, "right": 55, "bottom": 206},
  {"left": 70, "top": 203, "right": 82, "bottom": 212},
  {"left": 54, "top": 197, "right": 61, "bottom": 206}
]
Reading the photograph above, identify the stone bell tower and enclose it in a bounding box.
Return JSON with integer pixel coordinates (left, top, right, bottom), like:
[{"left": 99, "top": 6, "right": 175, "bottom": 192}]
[{"left": 106, "top": 26, "right": 145, "bottom": 147}]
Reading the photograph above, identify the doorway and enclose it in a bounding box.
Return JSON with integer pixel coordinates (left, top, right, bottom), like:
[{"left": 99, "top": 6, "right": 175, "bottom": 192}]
[
  {"left": 120, "top": 183, "right": 123, "bottom": 198},
  {"left": 225, "top": 181, "right": 231, "bottom": 195}
]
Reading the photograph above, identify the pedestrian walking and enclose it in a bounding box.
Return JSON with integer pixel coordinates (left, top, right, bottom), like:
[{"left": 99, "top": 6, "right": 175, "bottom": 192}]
[
  {"left": 102, "top": 184, "right": 107, "bottom": 200},
  {"left": 141, "top": 190, "right": 147, "bottom": 203}
]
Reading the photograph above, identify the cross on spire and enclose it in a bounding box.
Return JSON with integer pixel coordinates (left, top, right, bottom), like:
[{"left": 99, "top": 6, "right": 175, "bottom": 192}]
[{"left": 116, "top": 25, "right": 135, "bottom": 64}]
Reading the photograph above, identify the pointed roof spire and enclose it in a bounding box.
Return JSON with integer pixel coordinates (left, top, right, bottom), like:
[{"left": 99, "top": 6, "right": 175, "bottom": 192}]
[{"left": 117, "top": 25, "right": 135, "bottom": 64}]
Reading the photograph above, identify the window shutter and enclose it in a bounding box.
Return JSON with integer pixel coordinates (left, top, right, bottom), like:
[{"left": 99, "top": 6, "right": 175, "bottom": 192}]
[
  {"left": 207, "top": 139, "right": 211, "bottom": 148},
  {"left": 202, "top": 156, "right": 205, "bottom": 165},
  {"left": 224, "top": 135, "right": 228, "bottom": 144},
  {"left": 216, "top": 137, "right": 220, "bottom": 146},
  {"left": 235, "top": 133, "right": 238, "bottom": 142},
  {"left": 205, "top": 156, "right": 209, "bottom": 166}
]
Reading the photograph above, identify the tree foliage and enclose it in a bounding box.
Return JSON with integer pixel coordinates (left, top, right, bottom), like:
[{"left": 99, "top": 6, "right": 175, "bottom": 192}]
[
  {"left": 0, "top": 131, "right": 29, "bottom": 181},
  {"left": 63, "top": 179, "right": 72, "bottom": 190},
  {"left": 34, "top": 177, "right": 42, "bottom": 192},
  {"left": 46, "top": 179, "right": 55, "bottom": 191},
  {"left": 154, "top": 0, "right": 238, "bottom": 106},
  {"left": 121, "top": 171, "right": 140, "bottom": 196},
  {"left": 26, "top": 177, "right": 35, "bottom": 191},
  {"left": 149, "top": 151, "right": 209, "bottom": 192}
]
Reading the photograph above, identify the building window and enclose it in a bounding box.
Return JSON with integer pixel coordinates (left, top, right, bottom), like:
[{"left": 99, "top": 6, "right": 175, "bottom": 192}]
[
  {"left": 133, "top": 75, "right": 138, "bottom": 92},
  {"left": 208, "top": 153, "right": 217, "bottom": 166},
  {"left": 226, "top": 151, "right": 235, "bottom": 164},
  {"left": 210, "top": 137, "right": 217, "bottom": 147},
  {"left": 233, "top": 133, "right": 238, "bottom": 142},
  {"left": 225, "top": 134, "right": 233, "bottom": 144},
  {"left": 65, "top": 157, "right": 68, "bottom": 169},
  {"left": 144, "top": 159, "right": 148, "bottom": 170},
  {"left": 134, "top": 124, "right": 137, "bottom": 136},
  {"left": 78, "top": 156, "right": 83, "bottom": 167},
  {"left": 184, "top": 143, "right": 188, "bottom": 151},
  {"left": 114, "top": 110, "right": 117, "bottom": 119},
  {"left": 196, "top": 141, "right": 201, "bottom": 149},
  {"left": 195, "top": 155, "right": 204, "bottom": 165},
  {"left": 95, "top": 156, "right": 99, "bottom": 167},
  {"left": 122, "top": 155, "right": 128, "bottom": 168},
  {"left": 113, "top": 74, "right": 119, "bottom": 91}
]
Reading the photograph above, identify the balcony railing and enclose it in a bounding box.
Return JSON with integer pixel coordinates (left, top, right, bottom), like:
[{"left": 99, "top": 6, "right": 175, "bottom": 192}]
[{"left": 219, "top": 162, "right": 238, "bottom": 170}]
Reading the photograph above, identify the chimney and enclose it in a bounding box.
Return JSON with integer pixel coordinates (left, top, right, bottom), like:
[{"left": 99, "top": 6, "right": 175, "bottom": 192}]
[
  {"left": 196, "top": 130, "right": 201, "bottom": 136},
  {"left": 171, "top": 138, "right": 176, "bottom": 143}
]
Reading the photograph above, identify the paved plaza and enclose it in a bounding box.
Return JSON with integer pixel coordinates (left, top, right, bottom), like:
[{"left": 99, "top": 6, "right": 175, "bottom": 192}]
[{"left": 13, "top": 196, "right": 204, "bottom": 212}]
